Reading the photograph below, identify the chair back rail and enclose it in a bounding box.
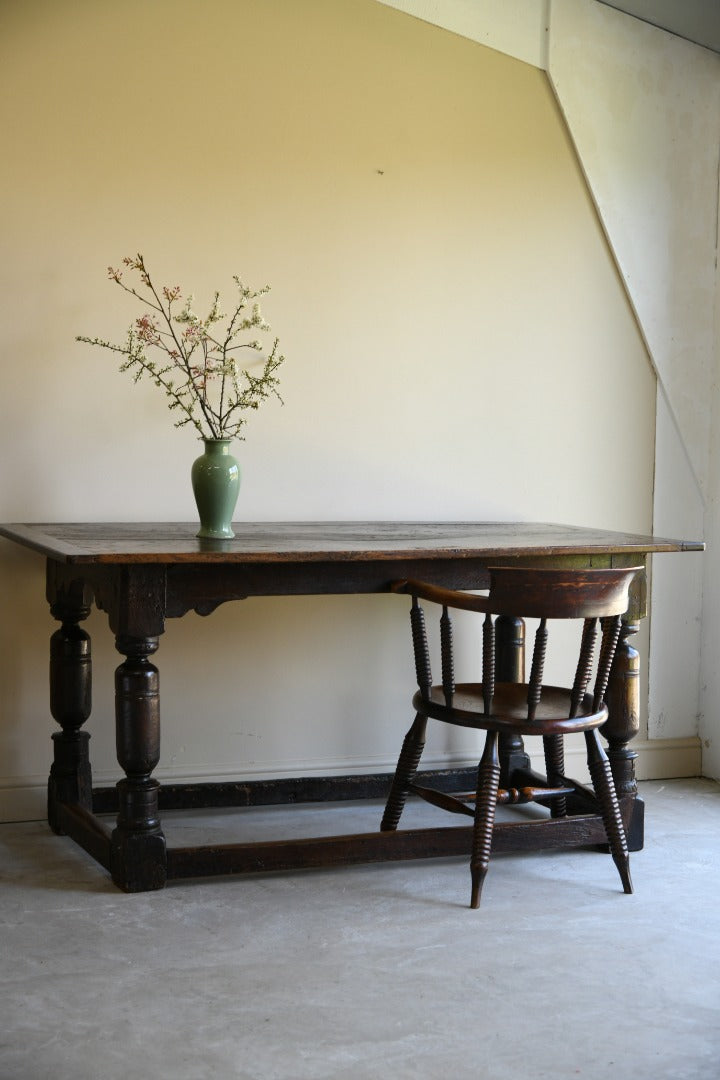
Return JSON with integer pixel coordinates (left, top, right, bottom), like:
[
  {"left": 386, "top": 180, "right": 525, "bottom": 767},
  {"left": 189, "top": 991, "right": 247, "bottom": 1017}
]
[
  {"left": 393, "top": 566, "right": 641, "bottom": 721},
  {"left": 392, "top": 565, "right": 640, "bottom": 619}
]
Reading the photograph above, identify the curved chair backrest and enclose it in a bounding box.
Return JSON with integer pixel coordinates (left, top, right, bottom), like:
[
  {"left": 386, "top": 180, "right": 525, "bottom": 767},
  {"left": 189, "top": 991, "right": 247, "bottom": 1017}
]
[
  {"left": 392, "top": 566, "right": 642, "bottom": 721},
  {"left": 393, "top": 566, "right": 639, "bottom": 620}
]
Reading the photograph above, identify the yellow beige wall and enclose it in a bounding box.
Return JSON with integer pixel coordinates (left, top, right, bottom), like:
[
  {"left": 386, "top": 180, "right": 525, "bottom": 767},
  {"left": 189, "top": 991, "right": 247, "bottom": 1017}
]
[
  {"left": 382, "top": 0, "right": 718, "bottom": 780},
  {"left": 0, "top": 0, "right": 656, "bottom": 820}
]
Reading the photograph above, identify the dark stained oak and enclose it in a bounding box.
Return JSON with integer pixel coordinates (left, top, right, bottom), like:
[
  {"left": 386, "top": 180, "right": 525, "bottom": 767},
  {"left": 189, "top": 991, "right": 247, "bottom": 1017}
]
[
  {"left": 0, "top": 521, "right": 703, "bottom": 893},
  {"left": 0, "top": 520, "right": 703, "bottom": 563},
  {"left": 384, "top": 568, "right": 640, "bottom": 907}
]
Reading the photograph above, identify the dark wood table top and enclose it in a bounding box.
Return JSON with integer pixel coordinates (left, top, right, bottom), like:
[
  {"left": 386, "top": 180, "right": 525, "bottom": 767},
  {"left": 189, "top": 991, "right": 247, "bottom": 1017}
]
[{"left": 0, "top": 521, "right": 704, "bottom": 565}]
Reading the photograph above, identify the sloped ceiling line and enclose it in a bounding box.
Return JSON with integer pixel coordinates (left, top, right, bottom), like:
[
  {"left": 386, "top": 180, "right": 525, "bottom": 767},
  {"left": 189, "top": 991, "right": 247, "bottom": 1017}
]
[
  {"left": 546, "top": 0, "right": 720, "bottom": 509},
  {"left": 376, "top": 0, "right": 717, "bottom": 508},
  {"left": 598, "top": 0, "right": 720, "bottom": 54}
]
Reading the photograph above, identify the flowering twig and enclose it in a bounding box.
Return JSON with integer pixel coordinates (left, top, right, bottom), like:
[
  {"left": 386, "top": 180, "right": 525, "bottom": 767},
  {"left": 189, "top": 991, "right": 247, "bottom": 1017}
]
[{"left": 77, "top": 254, "right": 285, "bottom": 440}]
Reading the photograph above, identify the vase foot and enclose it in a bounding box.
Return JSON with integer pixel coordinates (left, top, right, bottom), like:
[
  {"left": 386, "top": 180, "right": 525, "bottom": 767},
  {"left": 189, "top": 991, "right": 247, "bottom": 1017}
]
[{"left": 196, "top": 526, "right": 235, "bottom": 540}]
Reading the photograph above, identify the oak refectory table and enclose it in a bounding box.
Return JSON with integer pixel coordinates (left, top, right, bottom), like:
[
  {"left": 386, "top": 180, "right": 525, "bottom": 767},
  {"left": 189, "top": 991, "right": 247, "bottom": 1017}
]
[{"left": 0, "top": 521, "right": 703, "bottom": 892}]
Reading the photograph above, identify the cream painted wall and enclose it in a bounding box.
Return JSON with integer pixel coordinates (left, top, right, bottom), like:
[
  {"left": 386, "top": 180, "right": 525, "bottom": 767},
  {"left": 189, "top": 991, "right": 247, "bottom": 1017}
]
[
  {"left": 546, "top": 0, "right": 716, "bottom": 758},
  {"left": 0, "top": 0, "right": 656, "bottom": 820},
  {"left": 374, "top": 0, "right": 549, "bottom": 67},
  {"left": 378, "top": 0, "right": 715, "bottom": 777}
]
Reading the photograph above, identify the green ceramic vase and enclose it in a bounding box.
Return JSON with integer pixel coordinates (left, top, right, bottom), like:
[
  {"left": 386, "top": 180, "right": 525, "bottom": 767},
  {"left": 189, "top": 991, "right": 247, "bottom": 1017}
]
[{"left": 191, "top": 438, "right": 240, "bottom": 539}]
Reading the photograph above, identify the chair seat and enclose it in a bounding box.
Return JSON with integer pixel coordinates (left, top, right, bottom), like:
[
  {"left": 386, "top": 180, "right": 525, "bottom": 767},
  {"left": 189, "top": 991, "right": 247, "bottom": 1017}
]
[{"left": 413, "top": 682, "right": 608, "bottom": 736}]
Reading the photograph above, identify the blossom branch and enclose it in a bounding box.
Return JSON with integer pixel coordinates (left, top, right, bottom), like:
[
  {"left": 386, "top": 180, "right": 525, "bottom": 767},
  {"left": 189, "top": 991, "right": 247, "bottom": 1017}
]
[{"left": 78, "top": 255, "right": 285, "bottom": 441}]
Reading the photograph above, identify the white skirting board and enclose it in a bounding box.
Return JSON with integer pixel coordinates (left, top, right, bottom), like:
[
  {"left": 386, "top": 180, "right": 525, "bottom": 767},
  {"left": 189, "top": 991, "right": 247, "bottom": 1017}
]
[{"left": 0, "top": 737, "right": 702, "bottom": 824}]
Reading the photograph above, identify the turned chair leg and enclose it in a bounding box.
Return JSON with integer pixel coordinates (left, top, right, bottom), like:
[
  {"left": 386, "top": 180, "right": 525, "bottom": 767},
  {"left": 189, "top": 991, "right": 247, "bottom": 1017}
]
[
  {"left": 543, "top": 733, "right": 567, "bottom": 818},
  {"left": 470, "top": 730, "right": 500, "bottom": 909},
  {"left": 585, "top": 728, "right": 633, "bottom": 894},
  {"left": 381, "top": 714, "right": 427, "bottom": 832}
]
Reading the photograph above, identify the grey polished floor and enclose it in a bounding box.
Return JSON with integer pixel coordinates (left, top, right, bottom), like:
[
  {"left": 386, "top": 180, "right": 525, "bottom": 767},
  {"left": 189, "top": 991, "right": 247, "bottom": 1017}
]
[{"left": 1, "top": 778, "right": 719, "bottom": 1080}]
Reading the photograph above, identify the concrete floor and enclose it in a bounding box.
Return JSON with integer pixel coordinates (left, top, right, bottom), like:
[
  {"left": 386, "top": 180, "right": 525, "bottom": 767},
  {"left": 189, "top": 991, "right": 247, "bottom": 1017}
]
[{"left": 1, "top": 777, "right": 719, "bottom": 1080}]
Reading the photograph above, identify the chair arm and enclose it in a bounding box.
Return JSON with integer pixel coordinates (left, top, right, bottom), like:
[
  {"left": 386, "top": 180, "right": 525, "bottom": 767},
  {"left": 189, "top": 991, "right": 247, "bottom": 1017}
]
[{"left": 390, "top": 579, "right": 491, "bottom": 613}]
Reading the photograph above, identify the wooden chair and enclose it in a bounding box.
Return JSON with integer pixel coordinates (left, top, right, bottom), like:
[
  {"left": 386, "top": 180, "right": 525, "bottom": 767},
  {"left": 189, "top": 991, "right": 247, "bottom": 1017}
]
[{"left": 381, "top": 566, "right": 641, "bottom": 908}]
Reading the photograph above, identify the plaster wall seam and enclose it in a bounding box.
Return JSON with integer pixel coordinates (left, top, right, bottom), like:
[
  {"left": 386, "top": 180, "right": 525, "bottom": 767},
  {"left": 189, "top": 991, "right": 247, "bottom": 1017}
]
[
  {"left": 696, "top": 133, "right": 720, "bottom": 776},
  {"left": 544, "top": 62, "right": 705, "bottom": 514},
  {"left": 653, "top": 381, "right": 705, "bottom": 513},
  {"left": 541, "top": 0, "right": 551, "bottom": 70},
  {"left": 715, "top": 141, "right": 720, "bottom": 273}
]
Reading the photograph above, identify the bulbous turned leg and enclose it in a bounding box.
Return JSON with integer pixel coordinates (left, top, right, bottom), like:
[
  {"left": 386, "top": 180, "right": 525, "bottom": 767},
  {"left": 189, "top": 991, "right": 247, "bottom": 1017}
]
[
  {"left": 381, "top": 713, "right": 427, "bottom": 831},
  {"left": 110, "top": 634, "right": 167, "bottom": 892},
  {"left": 602, "top": 619, "right": 643, "bottom": 850},
  {"left": 48, "top": 589, "right": 93, "bottom": 833},
  {"left": 470, "top": 730, "right": 500, "bottom": 909},
  {"left": 586, "top": 728, "right": 633, "bottom": 894}
]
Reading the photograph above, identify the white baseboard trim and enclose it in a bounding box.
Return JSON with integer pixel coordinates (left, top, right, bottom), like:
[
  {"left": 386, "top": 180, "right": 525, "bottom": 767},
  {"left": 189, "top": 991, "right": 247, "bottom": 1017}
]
[
  {"left": 524, "top": 735, "right": 702, "bottom": 784},
  {"left": 0, "top": 736, "right": 702, "bottom": 824}
]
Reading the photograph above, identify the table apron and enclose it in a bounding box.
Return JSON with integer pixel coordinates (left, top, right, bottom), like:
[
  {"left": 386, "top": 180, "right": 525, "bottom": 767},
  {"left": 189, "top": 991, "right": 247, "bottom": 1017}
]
[{"left": 47, "top": 553, "right": 648, "bottom": 629}]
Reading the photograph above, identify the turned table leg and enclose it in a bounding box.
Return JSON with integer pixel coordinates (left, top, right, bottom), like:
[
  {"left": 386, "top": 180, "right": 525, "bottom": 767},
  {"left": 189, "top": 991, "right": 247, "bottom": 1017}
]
[
  {"left": 495, "top": 614, "right": 530, "bottom": 786},
  {"left": 602, "top": 618, "right": 643, "bottom": 850},
  {"left": 48, "top": 588, "right": 93, "bottom": 833},
  {"left": 110, "top": 633, "right": 167, "bottom": 891}
]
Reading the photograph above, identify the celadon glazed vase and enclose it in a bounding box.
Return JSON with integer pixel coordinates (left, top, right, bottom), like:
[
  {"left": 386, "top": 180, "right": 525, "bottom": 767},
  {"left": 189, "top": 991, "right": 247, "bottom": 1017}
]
[{"left": 191, "top": 438, "right": 240, "bottom": 539}]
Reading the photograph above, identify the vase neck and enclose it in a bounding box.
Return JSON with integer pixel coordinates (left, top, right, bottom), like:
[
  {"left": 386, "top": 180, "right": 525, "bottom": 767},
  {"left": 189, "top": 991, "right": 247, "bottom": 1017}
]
[{"left": 203, "top": 438, "right": 232, "bottom": 454}]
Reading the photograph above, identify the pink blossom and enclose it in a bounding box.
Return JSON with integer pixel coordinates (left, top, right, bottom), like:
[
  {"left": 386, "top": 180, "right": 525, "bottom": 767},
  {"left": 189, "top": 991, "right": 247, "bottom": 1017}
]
[
  {"left": 190, "top": 365, "right": 207, "bottom": 389},
  {"left": 136, "top": 314, "right": 160, "bottom": 343}
]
